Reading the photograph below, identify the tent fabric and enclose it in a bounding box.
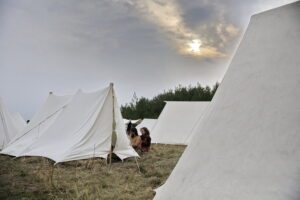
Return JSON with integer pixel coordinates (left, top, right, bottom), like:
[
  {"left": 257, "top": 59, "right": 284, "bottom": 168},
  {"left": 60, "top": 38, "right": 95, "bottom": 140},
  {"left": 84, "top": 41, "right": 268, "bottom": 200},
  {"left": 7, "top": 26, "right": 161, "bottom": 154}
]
[
  {"left": 154, "top": 2, "right": 300, "bottom": 200},
  {"left": 2, "top": 85, "right": 138, "bottom": 163},
  {"left": 0, "top": 98, "right": 23, "bottom": 149},
  {"left": 151, "top": 101, "right": 209, "bottom": 145},
  {"left": 2, "top": 93, "right": 73, "bottom": 156},
  {"left": 136, "top": 118, "right": 157, "bottom": 134},
  {"left": 11, "top": 113, "right": 27, "bottom": 132}
]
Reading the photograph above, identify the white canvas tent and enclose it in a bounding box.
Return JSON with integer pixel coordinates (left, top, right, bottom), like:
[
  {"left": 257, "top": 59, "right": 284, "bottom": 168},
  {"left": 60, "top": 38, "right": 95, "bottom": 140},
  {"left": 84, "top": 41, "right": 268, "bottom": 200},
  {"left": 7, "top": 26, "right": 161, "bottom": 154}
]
[
  {"left": 151, "top": 101, "right": 209, "bottom": 145},
  {"left": 136, "top": 118, "right": 157, "bottom": 134},
  {"left": 0, "top": 98, "right": 23, "bottom": 149},
  {"left": 154, "top": 2, "right": 300, "bottom": 200},
  {"left": 2, "top": 84, "right": 138, "bottom": 163},
  {"left": 11, "top": 112, "right": 27, "bottom": 131},
  {"left": 2, "top": 92, "right": 73, "bottom": 156}
]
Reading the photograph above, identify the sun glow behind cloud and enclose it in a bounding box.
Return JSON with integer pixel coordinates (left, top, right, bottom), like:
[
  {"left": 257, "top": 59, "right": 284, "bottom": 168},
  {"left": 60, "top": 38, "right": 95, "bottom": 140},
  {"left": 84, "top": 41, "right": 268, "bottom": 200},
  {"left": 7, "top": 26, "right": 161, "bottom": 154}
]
[
  {"left": 115, "top": 0, "right": 236, "bottom": 58},
  {"left": 188, "top": 39, "right": 201, "bottom": 53}
]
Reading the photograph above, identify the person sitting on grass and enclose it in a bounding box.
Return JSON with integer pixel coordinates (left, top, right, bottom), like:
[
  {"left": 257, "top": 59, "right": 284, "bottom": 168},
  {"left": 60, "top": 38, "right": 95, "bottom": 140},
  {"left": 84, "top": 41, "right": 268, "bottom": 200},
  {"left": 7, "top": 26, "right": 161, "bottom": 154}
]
[
  {"left": 140, "top": 127, "right": 151, "bottom": 152},
  {"left": 130, "top": 127, "right": 141, "bottom": 151}
]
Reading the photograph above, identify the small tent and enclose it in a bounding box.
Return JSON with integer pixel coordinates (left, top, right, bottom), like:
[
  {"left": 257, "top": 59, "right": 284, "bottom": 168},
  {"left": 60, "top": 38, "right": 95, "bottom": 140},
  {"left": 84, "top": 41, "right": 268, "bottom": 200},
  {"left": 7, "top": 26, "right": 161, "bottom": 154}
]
[
  {"left": 151, "top": 101, "right": 209, "bottom": 145},
  {"left": 2, "top": 92, "right": 73, "bottom": 156},
  {"left": 2, "top": 84, "right": 138, "bottom": 163},
  {"left": 154, "top": 2, "right": 300, "bottom": 199},
  {"left": 136, "top": 118, "right": 157, "bottom": 134},
  {"left": 0, "top": 98, "right": 23, "bottom": 149}
]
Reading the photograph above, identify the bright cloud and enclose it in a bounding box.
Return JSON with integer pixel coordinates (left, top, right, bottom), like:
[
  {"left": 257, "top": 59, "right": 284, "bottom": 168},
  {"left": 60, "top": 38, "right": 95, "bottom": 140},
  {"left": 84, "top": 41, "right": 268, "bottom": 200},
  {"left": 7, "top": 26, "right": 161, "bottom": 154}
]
[
  {"left": 115, "top": 0, "right": 240, "bottom": 58},
  {"left": 189, "top": 39, "right": 201, "bottom": 53}
]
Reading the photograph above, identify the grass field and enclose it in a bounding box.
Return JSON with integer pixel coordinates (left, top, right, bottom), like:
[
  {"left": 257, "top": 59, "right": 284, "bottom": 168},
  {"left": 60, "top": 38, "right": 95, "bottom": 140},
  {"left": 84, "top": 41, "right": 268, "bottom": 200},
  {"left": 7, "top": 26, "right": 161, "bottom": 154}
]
[{"left": 0, "top": 144, "right": 185, "bottom": 200}]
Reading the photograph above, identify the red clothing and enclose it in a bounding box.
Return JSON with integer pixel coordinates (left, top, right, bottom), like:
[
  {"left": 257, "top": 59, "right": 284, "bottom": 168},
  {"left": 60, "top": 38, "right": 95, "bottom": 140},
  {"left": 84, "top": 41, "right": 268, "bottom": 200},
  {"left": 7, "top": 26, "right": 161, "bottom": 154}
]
[{"left": 141, "top": 135, "right": 151, "bottom": 152}]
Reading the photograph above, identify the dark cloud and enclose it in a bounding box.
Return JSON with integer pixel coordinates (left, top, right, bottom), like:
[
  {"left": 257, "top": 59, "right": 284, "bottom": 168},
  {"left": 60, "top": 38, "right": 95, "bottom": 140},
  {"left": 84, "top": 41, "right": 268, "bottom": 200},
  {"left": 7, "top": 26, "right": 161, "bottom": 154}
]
[{"left": 183, "top": 6, "right": 215, "bottom": 25}]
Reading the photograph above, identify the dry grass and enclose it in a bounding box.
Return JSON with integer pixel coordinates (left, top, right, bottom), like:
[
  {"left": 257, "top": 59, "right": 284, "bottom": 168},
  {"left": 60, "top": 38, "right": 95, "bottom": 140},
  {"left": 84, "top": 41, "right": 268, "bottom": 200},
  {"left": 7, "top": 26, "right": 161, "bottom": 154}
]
[{"left": 0, "top": 144, "right": 185, "bottom": 200}]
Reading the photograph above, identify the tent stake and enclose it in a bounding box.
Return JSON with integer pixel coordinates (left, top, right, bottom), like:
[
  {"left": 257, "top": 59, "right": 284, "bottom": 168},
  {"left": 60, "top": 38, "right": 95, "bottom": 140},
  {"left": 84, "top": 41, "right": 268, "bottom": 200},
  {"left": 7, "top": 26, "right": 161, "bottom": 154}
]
[
  {"left": 91, "top": 144, "right": 96, "bottom": 169},
  {"left": 50, "top": 165, "right": 55, "bottom": 188},
  {"left": 85, "top": 158, "right": 90, "bottom": 169},
  {"left": 134, "top": 157, "right": 141, "bottom": 173},
  {"left": 75, "top": 160, "right": 79, "bottom": 185}
]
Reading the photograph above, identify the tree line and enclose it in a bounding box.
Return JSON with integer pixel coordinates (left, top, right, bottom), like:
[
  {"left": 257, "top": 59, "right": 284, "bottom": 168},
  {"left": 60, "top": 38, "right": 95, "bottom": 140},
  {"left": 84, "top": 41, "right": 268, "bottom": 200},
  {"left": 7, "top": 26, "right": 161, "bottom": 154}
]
[{"left": 121, "top": 82, "right": 219, "bottom": 119}]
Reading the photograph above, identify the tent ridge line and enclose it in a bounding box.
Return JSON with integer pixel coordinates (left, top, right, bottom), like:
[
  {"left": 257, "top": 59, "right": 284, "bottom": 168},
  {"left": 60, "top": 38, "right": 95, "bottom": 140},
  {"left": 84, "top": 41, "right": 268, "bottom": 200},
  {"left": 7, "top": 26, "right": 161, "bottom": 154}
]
[{"left": 11, "top": 104, "right": 68, "bottom": 144}]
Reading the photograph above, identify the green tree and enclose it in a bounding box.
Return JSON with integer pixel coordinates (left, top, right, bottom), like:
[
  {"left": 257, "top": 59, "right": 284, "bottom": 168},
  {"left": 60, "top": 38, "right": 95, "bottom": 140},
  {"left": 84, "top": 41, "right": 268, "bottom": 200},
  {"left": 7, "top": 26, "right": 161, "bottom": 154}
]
[{"left": 121, "top": 82, "right": 219, "bottom": 119}]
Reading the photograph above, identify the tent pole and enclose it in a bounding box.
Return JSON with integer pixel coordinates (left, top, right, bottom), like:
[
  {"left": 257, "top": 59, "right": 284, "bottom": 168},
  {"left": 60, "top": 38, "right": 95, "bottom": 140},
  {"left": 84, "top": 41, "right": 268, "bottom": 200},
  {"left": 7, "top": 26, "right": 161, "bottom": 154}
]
[
  {"left": 109, "top": 146, "right": 113, "bottom": 169},
  {"left": 109, "top": 83, "right": 115, "bottom": 169}
]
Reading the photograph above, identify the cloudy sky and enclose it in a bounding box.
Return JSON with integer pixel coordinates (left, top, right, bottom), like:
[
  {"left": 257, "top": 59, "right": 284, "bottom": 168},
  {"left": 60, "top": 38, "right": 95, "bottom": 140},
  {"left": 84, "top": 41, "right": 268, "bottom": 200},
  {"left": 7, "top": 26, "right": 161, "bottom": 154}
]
[{"left": 0, "top": 0, "right": 296, "bottom": 119}]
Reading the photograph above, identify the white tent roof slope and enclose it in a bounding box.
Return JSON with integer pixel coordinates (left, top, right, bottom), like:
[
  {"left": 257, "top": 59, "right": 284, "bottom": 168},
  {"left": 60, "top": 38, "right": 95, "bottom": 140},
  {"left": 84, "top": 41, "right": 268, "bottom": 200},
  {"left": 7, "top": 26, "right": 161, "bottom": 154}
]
[
  {"left": 2, "top": 92, "right": 73, "bottom": 157},
  {"left": 151, "top": 101, "right": 209, "bottom": 145},
  {"left": 11, "top": 112, "right": 27, "bottom": 132},
  {"left": 136, "top": 118, "right": 157, "bottom": 133},
  {"left": 154, "top": 2, "right": 300, "bottom": 200},
  {"left": 0, "top": 98, "right": 24, "bottom": 149},
  {"left": 2, "top": 84, "right": 138, "bottom": 163}
]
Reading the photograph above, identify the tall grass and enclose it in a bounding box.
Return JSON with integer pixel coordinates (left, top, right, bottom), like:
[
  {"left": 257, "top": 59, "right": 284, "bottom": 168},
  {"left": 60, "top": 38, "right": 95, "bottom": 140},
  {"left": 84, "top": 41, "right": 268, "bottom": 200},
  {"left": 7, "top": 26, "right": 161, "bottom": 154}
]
[{"left": 0, "top": 144, "right": 185, "bottom": 200}]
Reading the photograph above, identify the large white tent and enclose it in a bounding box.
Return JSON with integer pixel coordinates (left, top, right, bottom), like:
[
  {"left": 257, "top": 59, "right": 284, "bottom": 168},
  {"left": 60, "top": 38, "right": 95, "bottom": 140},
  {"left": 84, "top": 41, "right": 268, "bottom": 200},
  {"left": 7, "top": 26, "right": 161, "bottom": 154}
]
[
  {"left": 136, "top": 118, "right": 157, "bottom": 134},
  {"left": 151, "top": 101, "right": 209, "bottom": 145},
  {"left": 2, "top": 84, "right": 138, "bottom": 163},
  {"left": 11, "top": 112, "right": 27, "bottom": 132},
  {"left": 0, "top": 98, "right": 24, "bottom": 149},
  {"left": 154, "top": 2, "right": 300, "bottom": 200}
]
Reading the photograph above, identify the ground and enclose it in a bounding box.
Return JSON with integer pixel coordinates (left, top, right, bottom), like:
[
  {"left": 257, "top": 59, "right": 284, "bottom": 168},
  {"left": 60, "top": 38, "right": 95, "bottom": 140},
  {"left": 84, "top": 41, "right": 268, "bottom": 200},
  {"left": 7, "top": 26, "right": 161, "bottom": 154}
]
[{"left": 0, "top": 144, "right": 185, "bottom": 200}]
